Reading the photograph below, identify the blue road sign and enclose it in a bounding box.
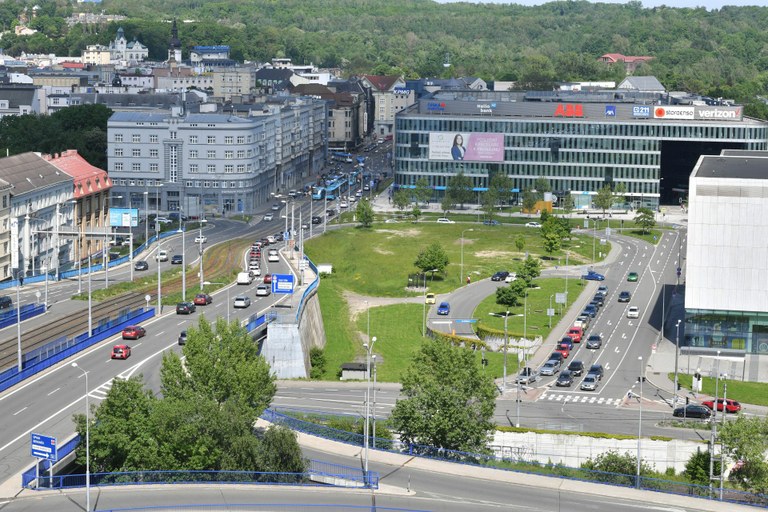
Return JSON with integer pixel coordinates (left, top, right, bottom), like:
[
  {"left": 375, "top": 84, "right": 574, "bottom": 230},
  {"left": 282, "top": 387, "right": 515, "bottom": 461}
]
[
  {"left": 454, "top": 319, "right": 477, "bottom": 324},
  {"left": 271, "top": 273, "right": 295, "bottom": 294},
  {"left": 283, "top": 231, "right": 290, "bottom": 240},
  {"left": 31, "top": 433, "right": 57, "bottom": 461}
]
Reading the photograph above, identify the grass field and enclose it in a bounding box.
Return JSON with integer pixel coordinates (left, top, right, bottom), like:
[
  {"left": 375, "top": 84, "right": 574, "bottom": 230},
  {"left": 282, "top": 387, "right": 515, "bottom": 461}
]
[{"left": 675, "top": 373, "right": 768, "bottom": 407}]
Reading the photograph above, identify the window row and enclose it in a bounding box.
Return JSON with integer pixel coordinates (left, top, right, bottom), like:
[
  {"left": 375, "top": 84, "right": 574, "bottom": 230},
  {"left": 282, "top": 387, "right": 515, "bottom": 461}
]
[
  {"left": 113, "top": 134, "right": 252, "bottom": 144},
  {"left": 117, "top": 179, "right": 248, "bottom": 189},
  {"left": 188, "top": 164, "right": 248, "bottom": 174}
]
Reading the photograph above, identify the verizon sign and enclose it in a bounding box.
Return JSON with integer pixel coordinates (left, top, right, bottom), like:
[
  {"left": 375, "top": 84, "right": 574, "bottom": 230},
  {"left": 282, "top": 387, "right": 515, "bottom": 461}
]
[
  {"left": 654, "top": 106, "right": 694, "bottom": 120},
  {"left": 695, "top": 106, "right": 742, "bottom": 121}
]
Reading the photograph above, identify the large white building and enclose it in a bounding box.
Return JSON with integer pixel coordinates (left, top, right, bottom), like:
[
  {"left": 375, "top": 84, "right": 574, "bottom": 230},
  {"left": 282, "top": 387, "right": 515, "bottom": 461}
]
[{"left": 686, "top": 150, "right": 768, "bottom": 379}]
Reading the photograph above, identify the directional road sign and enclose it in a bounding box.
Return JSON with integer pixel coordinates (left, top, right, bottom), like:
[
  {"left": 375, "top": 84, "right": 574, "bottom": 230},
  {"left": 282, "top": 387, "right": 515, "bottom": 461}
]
[
  {"left": 31, "top": 433, "right": 57, "bottom": 461},
  {"left": 454, "top": 319, "right": 477, "bottom": 324},
  {"left": 271, "top": 273, "right": 295, "bottom": 294}
]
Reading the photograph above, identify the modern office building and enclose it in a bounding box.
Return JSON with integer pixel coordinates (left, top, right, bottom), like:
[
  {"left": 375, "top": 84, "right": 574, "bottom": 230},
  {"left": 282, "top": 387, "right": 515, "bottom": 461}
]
[
  {"left": 107, "top": 97, "right": 326, "bottom": 216},
  {"left": 394, "top": 89, "right": 768, "bottom": 209},
  {"left": 685, "top": 151, "right": 768, "bottom": 379}
]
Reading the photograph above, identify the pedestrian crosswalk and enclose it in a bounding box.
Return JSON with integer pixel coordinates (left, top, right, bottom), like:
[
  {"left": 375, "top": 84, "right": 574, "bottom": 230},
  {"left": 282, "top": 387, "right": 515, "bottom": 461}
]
[
  {"left": 540, "top": 393, "right": 622, "bottom": 407},
  {"left": 88, "top": 377, "right": 127, "bottom": 401}
]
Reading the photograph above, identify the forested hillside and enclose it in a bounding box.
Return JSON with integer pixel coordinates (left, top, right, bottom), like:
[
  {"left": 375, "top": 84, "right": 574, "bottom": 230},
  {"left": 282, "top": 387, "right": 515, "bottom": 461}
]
[{"left": 1, "top": 0, "right": 768, "bottom": 113}]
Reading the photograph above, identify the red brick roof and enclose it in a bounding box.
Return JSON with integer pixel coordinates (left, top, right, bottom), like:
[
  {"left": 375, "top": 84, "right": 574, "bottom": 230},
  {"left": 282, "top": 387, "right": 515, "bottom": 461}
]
[
  {"left": 362, "top": 74, "right": 401, "bottom": 91},
  {"left": 43, "top": 150, "right": 111, "bottom": 199},
  {"left": 61, "top": 62, "right": 85, "bottom": 69}
]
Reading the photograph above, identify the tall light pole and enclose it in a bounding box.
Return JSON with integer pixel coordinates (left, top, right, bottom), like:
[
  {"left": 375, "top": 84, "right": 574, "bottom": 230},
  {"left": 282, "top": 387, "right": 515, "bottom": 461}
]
[
  {"left": 363, "top": 336, "right": 377, "bottom": 481},
  {"left": 460, "top": 228, "right": 474, "bottom": 284},
  {"left": 365, "top": 300, "right": 370, "bottom": 344},
  {"left": 179, "top": 216, "right": 186, "bottom": 301},
  {"left": 87, "top": 255, "right": 92, "bottom": 336},
  {"left": 637, "top": 355, "right": 644, "bottom": 489},
  {"left": 156, "top": 221, "right": 162, "bottom": 314},
  {"left": 674, "top": 319, "right": 681, "bottom": 406},
  {"left": 143, "top": 189, "right": 149, "bottom": 245},
  {"left": 709, "top": 350, "right": 721, "bottom": 494},
  {"left": 489, "top": 311, "right": 510, "bottom": 391},
  {"left": 422, "top": 269, "right": 438, "bottom": 337},
  {"left": 198, "top": 217, "right": 207, "bottom": 290},
  {"left": 71, "top": 363, "right": 90, "bottom": 512},
  {"left": 15, "top": 269, "right": 22, "bottom": 371},
  {"left": 372, "top": 354, "right": 377, "bottom": 449}
]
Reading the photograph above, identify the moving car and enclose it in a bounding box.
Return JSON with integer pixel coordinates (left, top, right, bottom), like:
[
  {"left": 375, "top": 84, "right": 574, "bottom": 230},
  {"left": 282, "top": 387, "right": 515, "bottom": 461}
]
[
  {"left": 154, "top": 217, "right": 172, "bottom": 225},
  {"left": 583, "top": 305, "right": 598, "bottom": 318},
  {"left": 178, "top": 330, "right": 187, "bottom": 345},
  {"left": 580, "top": 374, "right": 599, "bottom": 391},
  {"left": 591, "top": 294, "right": 604, "bottom": 307},
  {"left": 596, "top": 285, "right": 608, "bottom": 296},
  {"left": 627, "top": 271, "right": 639, "bottom": 282},
  {"left": 673, "top": 404, "right": 712, "bottom": 419},
  {"left": 176, "top": 302, "right": 197, "bottom": 315},
  {"left": 268, "top": 250, "right": 280, "bottom": 262},
  {"left": 555, "top": 370, "right": 573, "bottom": 387},
  {"left": 436, "top": 218, "right": 455, "bottom": 224},
  {"left": 134, "top": 260, "right": 149, "bottom": 271},
  {"left": 271, "top": 203, "right": 280, "bottom": 211},
  {"left": 618, "top": 291, "right": 632, "bottom": 302},
  {"left": 193, "top": 293, "right": 213, "bottom": 305},
  {"left": 233, "top": 296, "right": 251, "bottom": 308},
  {"left": 548, "top": 352, "right": 564, "bottom": 364},
  {"left": 121, "top": 325, "right": 146, "bottom": 340},
  {"left": 437, "top": 302, "right": 451, "bottom": 315},
  {"left": 264, "top": 213, "right": 274, "bottom": 221},
  {"left": 425, "top": 293, "right": 436, "bottom": 304},
  {"left": 156, "top": 250, "right": 168, "bottom": 262},
  {"left": 339, "top": 201, "right": 349, "bottom": 209},
  {"left": 559, "top": 336, "right": 574, "bottom": 350},
  {"left": 263, "top": 274, "right": 272, "bottom": 284},
  {"left": 237, "top": 272, "right": 253, "bottom": 285},
  {"left": 249, "top": 262, "right": 261, "bottom": 277},
  {"left": 567, "top": 327, "right": 583, "bottom": 343},
  {"left": 194, "top": 235, "right": 207, "bottom": 244},
  {"left": 312, "top": 216, "right": 322, "bottom": 224},
  {"left": 171, "top": 254, "right": 183, "bottom": 265},
  {"left": 586, "top": 334, "right": 603, "bottom": 349},
  {"left": 627, "top": 306, "right": 640, "bottom": 319},
  {"left": 567, "top": 360, "right": 585, "bottom": 376},
  {"left": 515, "top": 367, "right": 538, "bottom": 385},
  {"left": 539, "top": 360, "right": 561, "bottom": 376},
  {"left": 555, "top": 343, "right": 570, "bottom": 359},
  {"left": 588, "top": 364, "right": 605, "bottom": 380},
  {"left": 483, "top": 219, "right": 500, "bottom": 226},
  {"left": 111, "top": 344, "right": 131, "bottom": 359},
  {"left": 525, "top": 222, "right": 542, "bottom": 228},
  {"left": 491, "top": 271, "right": 510, "bottom": 282},
  {"left": 702, "top": 398, "right": 741, "bottom": 413},
  {"left": 582, "top": 270, "right": 605, "bottom": 281},
  {"left": 255, "top": 284, "right": 270, "bottom": 296}
]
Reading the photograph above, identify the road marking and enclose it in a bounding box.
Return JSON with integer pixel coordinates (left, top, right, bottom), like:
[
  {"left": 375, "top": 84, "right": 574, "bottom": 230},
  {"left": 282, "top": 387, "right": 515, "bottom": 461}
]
[
  {"left": 621, "top": 333, "right": 627, "bottom": 339},
  {"left": 155, "top": 331, "right": 165, "bottom": 336},
  {"left": 133, "top": 343, "right": 142, "bottom": 348},
  {"left": 13, "top": 407, "right": 27, "bottom": 416},
  {"left": 614, "top": 346, "right": 620, "bottom": 353},
  {"left": 47, "top": 388, "right": 60, "bottom": 396}
]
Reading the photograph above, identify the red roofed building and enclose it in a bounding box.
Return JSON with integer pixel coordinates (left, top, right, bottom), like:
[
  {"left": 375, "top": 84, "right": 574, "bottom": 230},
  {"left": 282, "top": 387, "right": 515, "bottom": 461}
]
[
  {"left": 598, "top": 53, "right": 654, "bottom": 74},
  {"left": 44, "top": 150, "right": 112, "bottom": 262},
  {"left": 359, "top": 74, "right": 415, "bottom": 138},
  {"left": 60, "top": 62, "right": 85, "bottom": 70}
]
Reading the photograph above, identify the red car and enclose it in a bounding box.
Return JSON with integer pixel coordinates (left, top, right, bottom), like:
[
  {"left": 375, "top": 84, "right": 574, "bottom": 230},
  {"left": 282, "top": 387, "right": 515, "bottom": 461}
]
[
  {"left": 567, "top": 327, "right": 583, "bottom": 343},
  {"left": 122, "top": 325, "right": 146, "bottom": 340},
  {"left": 702, "top": 398, "right": 741, "bottom": 413},
  {"left": 111, "top": 344, "right": 131, "bottom": 359},
  {"left": 555, "top": 343, "right": 570, "bottom": 359},
  {"left": 263, "top": 274, "right": 272, "bottom": 284},
  {"left": 194, "top": 293, "right": 213, "bottom": 305}
]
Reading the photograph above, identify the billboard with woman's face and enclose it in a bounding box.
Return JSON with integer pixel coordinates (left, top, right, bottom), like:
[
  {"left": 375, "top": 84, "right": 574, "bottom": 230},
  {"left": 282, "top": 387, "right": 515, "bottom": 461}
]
[{"left": 428, "top": 132, "right": 504, "bottom": 162}]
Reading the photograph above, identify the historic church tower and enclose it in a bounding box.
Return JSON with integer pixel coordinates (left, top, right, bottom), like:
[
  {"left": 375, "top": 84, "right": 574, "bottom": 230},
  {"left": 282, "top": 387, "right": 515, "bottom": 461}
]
[{"left": 168, "top": 19, "right": 182, "bottom": 63}]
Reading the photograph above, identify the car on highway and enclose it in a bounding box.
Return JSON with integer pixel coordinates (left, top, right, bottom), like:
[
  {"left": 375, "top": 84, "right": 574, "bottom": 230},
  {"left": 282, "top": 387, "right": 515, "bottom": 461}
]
[
  {"left": 588, "top": 364, "right": 605, "bottom": 380},
  {"left": 121, "top": 325, "right": 146, "bottom": 340},
  {"left": 482, "top": 219, "right": 500, "bottom": 226},
  {"left": 171, "top": 254, "right": 183, "bottom": 265},
  {"left": 425, "top": 293, "right": 436, "bottom": 304},
  {"left": 178, "top": 330, "right": 187, "bottom": 345},
  {"left": 525, "top": 221, "right": 542, "bottom": 228},
  {"left": 582, "top": 270, "right": 605, "bottom": 281},
  {"left": 627, "top": 306, "right": 640, "bottom": 319},
  {"left": 263, "top": 213, "right": 274, "bottom": 221},
  {"left": 233, "top": 296, "right": 251, "bottom": 308},
  {"left": 255, "top": 285, "right": 270, "bottom": 296},
  {"left": 567, "top": 327, "right": 583, "bottom": 343},
  {"left": 591, "top": 294, "right": 604, "bottom": 307},
  {"left": 491, "top": 271, "right": 510, "bottom": 282},
  {"left": 176, "top": 302, "right": 197, "bottom": 315},
  {"left": 701, "top": 398, "right": 741, "bottom": 413},
  {"left": 585, "top": 334, "right": 602, "bottom": 349},
  {"left": 339, "top": 201, "right": 349, "bottom": 209},
  {"left": 548, "top": 352, "right": 564, "bottom": 364},
  {"left": 559, "top": 336, "right": 574, "bottom": 350},
  {"left": 515, "top": 367, "right": 538, "bottom": 384},
  {"left": 555, "top": 370, "right": 573, "bottom": 387},
  {"left": 437, "top": 302, "right": 451, "bottom": 315},
  {"left": 673, "top": 404, "right": 712, "bottom": 419},
  {"left": 574, "top": 315, "right": 590, "bottom": 330},
  {"left": 194, "top": 235, "right": 207, "bottom": 244},
  {"left": 555, "top": 343, "right": 570, "bottom": 359},
  {"left": 583, "top": 305, "right": 598, "bottom": 318},
  {"left": 580, "top": 374, "right": 599, "bottom": 391},
  {"left": 567, "top": 360, "right": 585, "bottom": 376},
  {"left": 596, "top": 285, "right": 608, "bottom": 296},
  {"left": 134, "top": 260, "right": 149, "bottom": 271},
  {"left": 627, "top": 271, "right": 639, "bottom": 282},
  {"left": 111, "top": 344, "right": 131, "bottom": 359},
  {"left": 271, "top": 203, "right": 280, "bottom": 211},
  {"left": 436, "top": 218, "right": 455, "bottom": 224},
  {"left": 263, "top": 274, "right": 272, "bottom": 284},
  {"left": 194, "top": 293, "right": 213, "bottom": 306},
  {"left": 154, "top": 217, "right": 172, "bottom": 225},
  {"left": 268, "top": 250, "right": 280, "bottom": 262},
  {"left": 539, "top": 360, "right": 561, "bottom": 376},
  {"left": 618, "top": 291, "right": 632, "bottom": 302},
  {"left": 0, "top": 296, "right": 12, "bottom": 310},
  {"left": 249, "top": 263, "right": 261, "bottom": 277},
  {"left": 312, "top": 215, "right": 322, "bottom": 224},
  {"left": 156, "top": 250, "right": 169, "bottom": 262}
]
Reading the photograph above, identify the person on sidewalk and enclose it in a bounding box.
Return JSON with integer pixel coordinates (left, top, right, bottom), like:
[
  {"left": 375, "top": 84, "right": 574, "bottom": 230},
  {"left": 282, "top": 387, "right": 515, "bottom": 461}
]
[{"left": 466, "top": 275, "right": 471, "bottom": 285}]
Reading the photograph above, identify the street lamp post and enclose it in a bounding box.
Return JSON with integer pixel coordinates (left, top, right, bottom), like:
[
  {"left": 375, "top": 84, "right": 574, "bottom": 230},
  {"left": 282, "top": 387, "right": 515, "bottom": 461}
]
[
  {"left": 198, "top": 217, "right": 207, "bottom": 290},
  {"left": 156, "top": 222, "right": 162, "bottom": 314},
  {"left": 87, "top": 255, "right": 92, "bottom": 336},
  {"left": 372, "top": 354, "right": 377, "bottom": 449},
  {"left": 363, "top": 336, "right": 378, "bottom": 481},
  {"left": 709, "top": 350, "right": 721, "bottom": 494},
  {"left": 674, "top": 319, "right": 681, "bottom": 406},
  {"left": 422, "top": 269, "right": 438, "bottom": 336},
  {"left": 637, "top": 355, "right": 644, "bottom": 489},
  {"left": 179, "top": 216, "right": 186, "bottom": 301},
  {"left": 143, "top": 189, "right": 149, "bottom": 245},
  {"left": 15, "top": 269, "right": 22, "bottom": 371},
  {"left": 71, "top": 363, "right": 90, "bottom": 512},
  {"left": 460, "top": 228, "right": 474, "bottom": 284},
  {"left": 489, "top": 311, "right": 510, "bottom": 391}
]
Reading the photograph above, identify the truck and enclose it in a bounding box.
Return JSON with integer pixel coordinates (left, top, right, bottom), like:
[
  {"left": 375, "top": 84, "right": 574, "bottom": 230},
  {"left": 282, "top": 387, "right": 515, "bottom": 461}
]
[{"left": 237, "top": 272, "right": 253, "bottom": 285}]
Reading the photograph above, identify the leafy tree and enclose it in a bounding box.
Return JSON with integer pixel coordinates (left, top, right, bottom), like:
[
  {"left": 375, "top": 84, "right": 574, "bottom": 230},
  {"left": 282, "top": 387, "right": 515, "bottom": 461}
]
[
  {"left": 411, "top": 205, "right": 422, "bottom": 222},
  {"left": 522, "top": 189, "right": 537, "bottom": 215},
  {"left": 593, "top": 185, "right": 614, "bottom": 217},
  {"left": 414, "top": 242, "right": 449, "bottom": 274},
  {"left": 446, "top": 171, "right": 473, "bottom": 209},
  {"left": 257, "top": 425, "right": 307, "bottom": 474},
  {"left": 495, "top": 278, "right": 527, "bottom": 308},
  {"left": 517, "top": 255, "right": 541, "bottom": 287},
  {"left": 489, "top": 173, "right": 513, "bottom": 207},
  {"left": 514, "top": 235, "right": 525, "bottom": 253},
  {"left": 481, "top": 188, "right": 499, "bottom": 222},
  {"left": 533, "top": 176, "right": 551, "bottom": 200},
  {"left": 582, "top": 451, "right": 653, "bottom": 486},
  {"left": 391, "top": 339, "right": 497, "bottom": 453},
  {"left": 634, "top": 207, "right": 656, "bottom": 234},
  {"left": 684, "top": 448, "right": 721, "bottom": 486},
  {"left": 440, "top": 194, "right": 455, "bottom": 215},
  {"left": 393, "top": 189, "right": 410, "bottom": 211},
  {"left": 719, "top": 415, "right": 768, "bottom": 493},
  {"left": 613, "top": 182, "right": 628, "bottom": 206},
  {"left": 541, "top": 230, "right": 562, "bottom": 258},
  {"left": 560, "top": 193, "right": 574, "bottom": 217},
  {"left": 355, "top": 197, "right": 374, "bottom": 227},
  {"left": 413, "top": 177, "right": 432, "bottom": 205}
]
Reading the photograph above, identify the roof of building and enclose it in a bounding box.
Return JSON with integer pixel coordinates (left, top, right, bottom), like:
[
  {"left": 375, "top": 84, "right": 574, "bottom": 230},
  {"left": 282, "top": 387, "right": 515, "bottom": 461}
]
[
  {"left": 0, "top": 152, "right": 72, "bottom": 196},
  {"left": 192, "top": 46, "right": 230, "bottom": 53},
  {"left": 600, "top": 53, "right": 654, "bottom": 63},
  {"left": 0, "top": 85, "right": 36, "bottom": 108},
  {"left": 617, "top": 76, "right": 665, "bottom": 92},
  {"left": 692, "top": 154, "right": 768, "bottom": 180},
  {"left": 361, "top": 74, "right": 401, "bottom": 91},
  {"left": 43, "top": 149, "right": 111, "bottom": 198},
  {"left": 255, "top": 68, "right": 294, "bottom": 81}
]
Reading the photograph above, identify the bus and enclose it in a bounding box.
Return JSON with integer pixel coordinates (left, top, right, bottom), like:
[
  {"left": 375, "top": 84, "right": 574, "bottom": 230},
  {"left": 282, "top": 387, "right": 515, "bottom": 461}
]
[
  {"left": 311, "top": 187, "right": 326, "bottom": 201},
  {"left": 332, "top": 151, "right": 353, "bottom": 163}
]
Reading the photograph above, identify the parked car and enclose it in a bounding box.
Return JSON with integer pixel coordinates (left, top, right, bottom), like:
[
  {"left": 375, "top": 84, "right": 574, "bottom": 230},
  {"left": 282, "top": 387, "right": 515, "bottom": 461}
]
[
  {"left": 580, "top": 374, "right": 599, "bottom": 391},
  {"left": 111, "top": 344, "right": 131, "bottom": 359},
  {"left": 436, "top": 218, "right": 455, "bottom": 224},
  {"left": 491, "top": 271, "right": 510, "bottom": 282},
  {"left": 177, "top": 330, "right": 187, "bottom": 345},
  {"left": 255, "top": 285, "right": 270, "bottom": 296},
  {"left": 567, "top": 360, "right": 585, "bottom": 376},
  {"left": 134, "top": 260, "right": 149, "bottom": 271},
  {"left": 193, "top": 293, "right": 213, "bottom": 306},
  {"left": 515, "top": 367, "right": 538, "bottom": 384},
  {"left": 176, "top": 302, "right": 197, "bottom": 315},
  {"left": 618, "top": 291, "right": 632, "bottom": 302},
  {"left": 592, "top": 294, "right": 604, "bottom": 307},
  {"left": 505, "top": 273, "right": 517, "bottom": 283},
  {"left": 425, "top": 293, "right": 436, "bottom": 304},
  {"left": 582, "top": 270, "right": 605, "bottom": 281},
  {"left": 673, "top": 404, "right": 712, "bottom": 419},
  {"left": 540, "top": 360, "right": 561, "bottom": 376},
  {"left": 702, "top": 398, "right": 741, "bottom": 413},
  {"left": 122, "top": 325, "right": 146, "bottom": 340},
  {"left": 194, "top": 235, "right": 207, "bottom": 244},
  {"left": 588, "top": 364, "right": 605, "bottom": 380},
  {"left": 171, "top": 254, "right": 183, "bottom": 265},
  {"left": 627, "top": 271, "right": 639, "bottom": 282},
  {"left": 525, "top": 222, "right": 542, "bottom": 228},
  {"left": 586, "top": 334, "right": 603, "bottom": 349},
  {"left": 154, "top": 217, "right": 172, "bottom": 225},
  {"left": 555, "top": 370, "right": 573, "bottom": 387},
  {"left": 437, "top": 302, "right": 451, "bottom": 315},
  {"left": 548, "top": 352, "right": 564, "bottom": 364},
  {"left": 627, "top": 306, "right": 640, "bottom": 319},
  {"left": 597, "top": 285, "right": 608, "bottom": 296},
  {"left": 574, "top": 315, "right": 590, "bottom": 330},
  {"left": 583, "top": 305, "right": 598, "bottom": 318},
  {"left": 233, "top": 296, "right": 251, "bottom": 308}
]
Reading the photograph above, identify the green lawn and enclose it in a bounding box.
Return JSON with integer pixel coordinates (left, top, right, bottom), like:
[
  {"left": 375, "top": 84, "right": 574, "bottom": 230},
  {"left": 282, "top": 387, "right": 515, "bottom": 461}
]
[{"left": 674, "top": 373, "right": 768, "bottom": 407}]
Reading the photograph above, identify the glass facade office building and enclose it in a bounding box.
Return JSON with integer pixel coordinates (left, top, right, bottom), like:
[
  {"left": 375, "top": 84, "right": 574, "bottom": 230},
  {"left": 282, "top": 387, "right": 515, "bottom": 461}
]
[{"left": 394, "top": 91, "right": 768, "bottom": 209}]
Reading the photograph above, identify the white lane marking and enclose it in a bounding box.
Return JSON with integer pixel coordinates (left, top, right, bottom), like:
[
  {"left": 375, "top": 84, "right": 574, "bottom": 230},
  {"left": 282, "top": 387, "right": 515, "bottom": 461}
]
[
  {"left": 47, "top": 387, "right": 60, "bottom": 396},
  {"left": 155, "top": 331, "right": 165, "bottom": 336},
  {"left": 13, "top": 407, "right": 27, "bottom": 416}
]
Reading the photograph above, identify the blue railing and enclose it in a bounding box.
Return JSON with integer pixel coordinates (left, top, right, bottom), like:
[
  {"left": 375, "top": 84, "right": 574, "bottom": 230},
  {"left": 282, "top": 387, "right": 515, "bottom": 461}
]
[
  {"left": 295, "top": 257, "right": 319, "bottom": 323},
  {"left": 0, "top": 303, "right": 46, "bottom": 330}
]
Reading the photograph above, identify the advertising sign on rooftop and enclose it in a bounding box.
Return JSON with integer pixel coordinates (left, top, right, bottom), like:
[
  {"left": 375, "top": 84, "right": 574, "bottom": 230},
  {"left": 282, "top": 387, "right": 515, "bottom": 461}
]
[
  {"left": 653, "top": 106, "right": 695, "bottom": 120},
  {"left": 428, "top": 132, "right": 504, "bottom": 162}
]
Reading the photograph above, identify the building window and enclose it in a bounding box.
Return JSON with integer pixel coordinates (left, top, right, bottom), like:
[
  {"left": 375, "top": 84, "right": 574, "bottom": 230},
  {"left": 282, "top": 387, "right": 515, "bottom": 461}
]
[
  {"left": 225, "top": 136, "right": 234, "bottom": 145},
  {"left": 237, "top": 150, "right": 245, "bottom": 159},
  {"left": 132, "top": 163, "right": 141, "bottom": 172},
  {"left": 150, "top": 149, "right": 158, "bottom": 158},
  {"left": 207, "top": 165, "right": 216, "bottom": 173},
  {"left": 190, "top": 150, "right": 198, "bottom": 159},
  {"left": 132, "top": 134, "right": 140, "bottom": 143},
  {"left": 237, "top": 136, "right": 245, "bottom": 144},
  {"left": 190, "top": 135, "right": 198, "bottom": 144},
  {"left": 149, "top": 134, "right": 158, "bottom": 143},
  {"left": 207, "top": 150, "right": 216, "bottom": 159},
  {"left": 230, "top": 181, "right": 236, "bottom": 188},
  {"left": 204, "top": 181, "right": 211, "bottom": 188},
  {"left": 207, "top": 136, "right": 216, "bottom": 144},
  {"left": 115, "top": 148, "right": 123, "bottom": 157},
  {"left": 132, "top": 148, "right": 141, "bottom": 157},
  {"left": 225, "top": 165, "right": 234, "bottom": 173},
  {"left": 114, "top": 134, "right": 123, "bottom": 142},
  {"left": 170, "top": 131, "right": 177, "bottom": 139},
  {"left": 237, "top": 164, "right": 245, "bottom": 173},
  {"left": 190, "top": 164, "right": 198, "bottom": 173},
  {"left": 114, "top": 163, "right": 123, "bottom": 171},
  {"left": 225, "top": 151, "right": 234, "bottom": 159},
  {"left": 150, "top": 163, "right": 158, "bottom": 172}
]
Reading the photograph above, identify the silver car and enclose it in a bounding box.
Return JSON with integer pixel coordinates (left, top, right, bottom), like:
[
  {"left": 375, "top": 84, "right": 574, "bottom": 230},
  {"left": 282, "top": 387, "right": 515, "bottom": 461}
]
[
  {"left": 515, "top": 367, "right": 538, "bottom": 385},
  {"left": 539, "top": 360, "right": 561, "bottom": 376},
  {"left": 233, "top": 296, "right": 251, "bottom": 308},
  {"left": 580, "top": 374, "right": 599, "bottom": 391}
]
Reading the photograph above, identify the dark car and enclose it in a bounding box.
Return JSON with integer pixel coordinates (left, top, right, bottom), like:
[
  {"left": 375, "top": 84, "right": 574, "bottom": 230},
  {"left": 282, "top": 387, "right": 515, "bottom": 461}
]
[
  {"left": 193, "top": 293, "right": 213, "bottom": 305},
  {"left": 176, "top": 302, "right": 196, "bottom": 314},
  {"left": 589, "top": 299, "right": 602, "bottom": 311},
  {"left": 122, "top": 325, "right": 146, "bottom": 340},
  {"left": 555, "top": 370, "right": 573, "bottom": 387},
  {"left": 618, "top": 291, "right": 632, "bottom": 302},
  {"left": 586, "top": 334, "right": 603, "bottom": 349},
  {"left": 582, "top": 270, "right": 605, "bottom": 281},
  {"left": 178, "top": 330, "right": 187, "bottom": 345},
  {"left": 588, "top": 364, "right": 605, "bottom": 380},
  {"left": 491, "top": 271, "right": 510, "bottom": 282},
  {"left": 559, "top": 336, "right": 574, "bottom": 350},
  {"left": 583, "top": 305, "right": 598, "bottom": 318},
  {"left": 548, "top": 352, "right": 564, "bottom": 364},
  {"left": 171, "top": 254, "right": 183, "bottom": 265},
  {"left": 673, "top": 404, "right": 712, "bottom": 419},
  {"left": 592, "top": 294, "right": 604, "bottom": 307},
  {"left": 483, "top": 219, "right": 500, "bottom": 226},
  {"left": 134, "top": 260, "right": 149, "bottom": 271},
  {"left": 0, "top": 295, "right": 12, "bottom": 310},
  {"left": 567, "top": 360, "right": 585, "bottom": 376},
  {"left": 312, "top": 215, "right": 323, "bottom": 224},
  {"left": 437, "top": 302, "right": 451, "bottom": 315}
]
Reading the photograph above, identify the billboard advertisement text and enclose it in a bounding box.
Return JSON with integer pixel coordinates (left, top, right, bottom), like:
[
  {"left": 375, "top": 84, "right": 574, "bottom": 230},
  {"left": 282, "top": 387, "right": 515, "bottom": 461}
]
[
  {"left": 428, "top": 132, "right": 504, "bottom": 162},
  {"left": 109, "top": 208, "right": 139, "bottom": 228}
]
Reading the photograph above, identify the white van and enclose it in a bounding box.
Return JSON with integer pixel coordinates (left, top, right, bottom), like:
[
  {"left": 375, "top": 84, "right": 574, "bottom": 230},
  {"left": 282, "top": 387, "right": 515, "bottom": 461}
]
[
  {"left": 156, "top": 250, "right": 168, "bottom": 262},
  {"left": 237, "top": 272, "right": 253, "bottom": 285}
]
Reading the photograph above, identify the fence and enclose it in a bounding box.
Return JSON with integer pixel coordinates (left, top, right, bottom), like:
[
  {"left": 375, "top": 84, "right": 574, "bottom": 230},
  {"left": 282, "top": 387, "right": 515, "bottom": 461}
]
[
  {"left": 21, "top": 435, "right": 81, "bottom": 488},
  {"left": 0, "top": 302, "right": 46, "bottom": 330}
]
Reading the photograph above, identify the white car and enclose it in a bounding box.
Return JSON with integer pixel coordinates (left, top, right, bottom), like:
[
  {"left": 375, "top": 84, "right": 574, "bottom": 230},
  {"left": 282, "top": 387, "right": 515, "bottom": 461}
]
[
  {"left": 525, "top": 222, "right": 542, "bottom": 228},
  {"left": 436, "top": 218, "right": 455, "bottom": 224},
  {"left": 155, "top": 217, "right": 172, "bottom": 225},
  {"left": 627, "top": 306, "right": 640, "bottom": 319},
  {"left": 263, "top": 213, "right": 274, "bottom": 221},
  {"left": 194, "top": 236, "right": 207, "bottom": 244},
  {"left": 504, "top": 273, "right": 517, "bottom": 283},
  {"left": 267, "top": 250, "right": 279, "bottom": 263},
  {"left": 249, "top": 263, "right": 261, "bottom": 277},
  {"left": 233, "top": 296, "right": 251, "bottom": 308},
  {"left": 155, "top": 250, "right": 168, "bottom": 262},
  {"left": 339, "top": 201, "right": 349, "bottom": 209},
  {"left": 255, "top": 285, "right": 270, "bottom": 296}
]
